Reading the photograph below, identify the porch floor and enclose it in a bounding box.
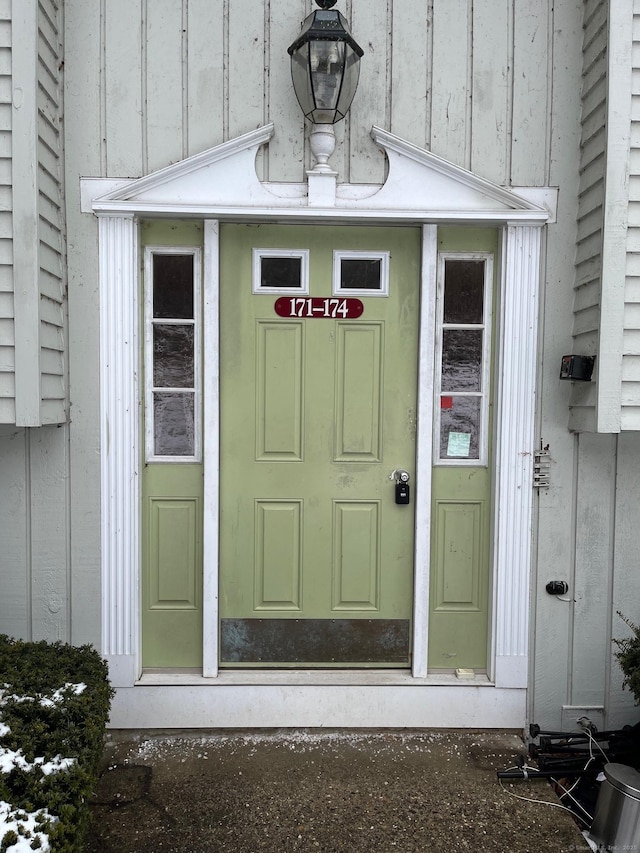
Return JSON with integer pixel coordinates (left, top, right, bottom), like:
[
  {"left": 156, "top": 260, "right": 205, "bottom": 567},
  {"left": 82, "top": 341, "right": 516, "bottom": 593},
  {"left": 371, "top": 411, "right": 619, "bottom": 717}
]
[{"left": 86, "top": 729, "right": 589, "bottom": 852}]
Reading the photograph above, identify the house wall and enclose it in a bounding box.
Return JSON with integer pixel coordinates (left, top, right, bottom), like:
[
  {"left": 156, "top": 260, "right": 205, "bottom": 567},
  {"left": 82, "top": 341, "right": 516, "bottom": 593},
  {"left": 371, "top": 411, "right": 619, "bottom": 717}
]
[
  {"left": 3, "top": 0, "right": 638, "bottom": 728},
  {"left": 532, "top": 432, "right": 640, "bottom": 730},
  {"left": 36, "top": 0, "right": 66, "bottom": 426},
  {"left": 0, "top": 424, "right": 71, "bottom": 643},
  {"left": 0, "top": 0, "right": 12, "bottom": 424},
  {"left": 570, "top": 0, "right": 640, "bottom": 435},
  {"left": 0, "top": 1, "right": 75, "bottom": 647},
  {"left": 532, "top": 1, "right": 640, "bottom": 730},
  {"left": 0, "top": 0, "right": 66, "bottom": 428},
  {"left": 63, "top": 0, "right": 565, "bottom": 185},
  {"left": 623, "top": 1, "right": 640, "bottom": 429},
  {"left": 568, "top": 0, "right": 607, "bottom": 431}
]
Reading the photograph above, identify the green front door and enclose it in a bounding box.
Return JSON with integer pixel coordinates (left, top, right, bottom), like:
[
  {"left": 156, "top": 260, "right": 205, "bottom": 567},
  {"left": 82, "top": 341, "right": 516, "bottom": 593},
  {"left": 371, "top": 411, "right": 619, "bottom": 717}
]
[{"left": 219, "top": 224, "right": 420, "bottom": 667}]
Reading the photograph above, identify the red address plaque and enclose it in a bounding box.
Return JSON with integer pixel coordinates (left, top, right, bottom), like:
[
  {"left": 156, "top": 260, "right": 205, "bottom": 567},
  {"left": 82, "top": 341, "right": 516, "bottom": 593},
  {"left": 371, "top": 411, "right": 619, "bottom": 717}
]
[{"left": 275, "top": 296, "right": 364, "bottom": 319}]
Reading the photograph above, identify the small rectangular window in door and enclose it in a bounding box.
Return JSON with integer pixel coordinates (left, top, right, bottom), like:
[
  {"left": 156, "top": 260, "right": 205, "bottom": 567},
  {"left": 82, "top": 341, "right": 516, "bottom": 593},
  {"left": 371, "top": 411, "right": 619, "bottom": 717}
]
[
  {"left": 434, "top": 255, "right": 492, "bottom": 465},
  {"left": 144, "top": 248, "right": 201, "bottom": 462},
  {"left": 333, "top": 251, "right": 389, "bottom": 296},
  {"left": 253, "top": 249, "right": 309, "bottom": 294}
]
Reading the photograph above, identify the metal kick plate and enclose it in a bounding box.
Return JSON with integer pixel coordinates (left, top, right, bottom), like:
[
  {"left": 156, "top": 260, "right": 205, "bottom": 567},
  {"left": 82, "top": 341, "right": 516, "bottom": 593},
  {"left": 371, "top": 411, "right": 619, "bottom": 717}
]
[{"left": 220, "top": 618, "right": 411, "bottom": 664}]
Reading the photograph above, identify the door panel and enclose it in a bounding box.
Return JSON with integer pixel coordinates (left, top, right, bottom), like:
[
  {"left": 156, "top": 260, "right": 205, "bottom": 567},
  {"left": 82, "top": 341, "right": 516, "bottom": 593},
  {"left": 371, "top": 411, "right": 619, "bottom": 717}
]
[
  {"left": 256, "top": 322, "right": 304, "bottom": 460},
  {"left": 335, "top": 324, "right": 383, "bottom": 460},
  {"left": 332, "top": 500, "right": 380, "bottom": 610},
  {"left": 142, "top": 464, "right": 203, "bottom": 667},
  {"left": 254, "top": 500, "right": 302, "bottom": 610},
  {"left": 219, "top": 224, "right": 420, "bottom": 667},
  {"left": 149, "top": 498, "right": 199, "bottom": 607}
]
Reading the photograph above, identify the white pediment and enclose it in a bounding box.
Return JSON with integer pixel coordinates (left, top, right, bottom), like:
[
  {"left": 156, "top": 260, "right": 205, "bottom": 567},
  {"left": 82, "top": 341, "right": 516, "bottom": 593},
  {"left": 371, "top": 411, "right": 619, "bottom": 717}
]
[
  {"left": 97, "top": 125, "right": 289, "bottom": 209},
  {"left": 91, "top": 124, "right": 550, "bottom": 223}
]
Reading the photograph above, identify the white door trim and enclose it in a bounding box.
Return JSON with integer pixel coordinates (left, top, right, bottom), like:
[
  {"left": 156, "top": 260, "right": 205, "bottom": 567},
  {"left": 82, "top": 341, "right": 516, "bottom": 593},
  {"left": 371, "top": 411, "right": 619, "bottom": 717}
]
[
  {"left": 202, "top": 220, "right": 220, "bottom": 677},
  {"left": 98, "top": 216, "right": 543, "bottom": 690},
  {"left": 412, "top": 224, "right": 438, "bottom": 677},
  {"left": 93, "top": 125, "right": 548, "bottom": 696},
  {"left": 201, "top": 222, "right": 437, "bottom": 678}
]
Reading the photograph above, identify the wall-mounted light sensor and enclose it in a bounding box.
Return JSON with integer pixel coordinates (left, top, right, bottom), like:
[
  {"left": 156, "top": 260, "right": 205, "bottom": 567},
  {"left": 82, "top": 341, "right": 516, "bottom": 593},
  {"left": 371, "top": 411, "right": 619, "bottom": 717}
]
[{"left": 546, "top": 581, "right": 569, "bottom": 596}]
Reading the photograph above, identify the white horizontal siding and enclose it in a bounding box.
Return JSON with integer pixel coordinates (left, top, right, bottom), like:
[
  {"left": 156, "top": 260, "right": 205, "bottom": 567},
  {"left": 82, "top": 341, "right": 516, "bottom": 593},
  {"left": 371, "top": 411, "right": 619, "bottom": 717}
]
[
  {"left": 569, "top": 0, "right": 607, "bottom": 433},
  {"left": 573, "top": 304, "right": 601, "bottom": 337},
  {"left": 36, "top": 0, "right": 65, "bottom": 423},
  {"left": 0, "top": 240, "right": 11, "bottom": 266},
  {"left": 574, "top": 279, "right": 601, "bottom": 312},
  {"left": 0, "top": 398, "right": 14, "bottom": 420},
  {"left": 570, "top": 0, "right": 634, "bottom": 432},
  {"left": 0, "top": 367, "right": 14, "bottom": 396},
  {"left": 0, "top": 11, "right": 10, "bottom": 416},
  {"left": 623, "top": 328, "right": 640, "bottom": 353},
  {"left": 0, "top": 185, "right": 9, "bottom": 214},
  {"left": 0, "top": 16, "right": 9, "bottom": 50},
  {"left": 6, "top": 0, "right": 66, "bottom": 426},
  {"left": 41, "top": 369, "right": 64, "bottom": 401},
  {"left": 0, "top": 316, "right": 14, "bottom": 345},
  {"left": 622, "top": 6, "right": 640, "bottom": 425},
  {"left": 622, "top": 359, "right": 640, "bottom": 384},
  {"left": 0, "top": 345, "right": 13, "bottom": 371},
  {"left": 620, "top": 406, "right": 640, "bottom": 428},
  {"left": 572, "top": 0, "right": 608, "bottom": 358}
]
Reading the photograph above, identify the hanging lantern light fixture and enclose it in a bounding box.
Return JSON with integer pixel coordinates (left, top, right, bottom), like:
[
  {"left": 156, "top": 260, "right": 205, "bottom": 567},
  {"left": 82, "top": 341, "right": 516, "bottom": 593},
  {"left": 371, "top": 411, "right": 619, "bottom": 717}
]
[{"left": 288, "top": 0, "right": 364, "bottom": 126}]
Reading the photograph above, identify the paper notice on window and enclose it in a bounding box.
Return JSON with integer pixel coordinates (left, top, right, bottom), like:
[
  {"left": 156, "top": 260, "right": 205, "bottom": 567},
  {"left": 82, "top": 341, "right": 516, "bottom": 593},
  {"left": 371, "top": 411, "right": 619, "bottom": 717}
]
[{"left": 447, "top": 431, "right": 471, "bottom": 457}]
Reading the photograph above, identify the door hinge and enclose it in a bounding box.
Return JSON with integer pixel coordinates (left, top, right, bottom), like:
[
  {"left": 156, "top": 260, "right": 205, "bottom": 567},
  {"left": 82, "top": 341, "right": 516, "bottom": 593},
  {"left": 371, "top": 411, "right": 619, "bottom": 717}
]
[{"left": 533, "top": 444, "right": 551, "bottom": 490}]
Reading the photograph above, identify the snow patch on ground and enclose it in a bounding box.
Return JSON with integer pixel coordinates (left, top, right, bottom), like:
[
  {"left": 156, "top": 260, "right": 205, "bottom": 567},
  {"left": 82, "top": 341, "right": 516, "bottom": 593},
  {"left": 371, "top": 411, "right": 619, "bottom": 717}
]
[{"left": 125, "top": 729, "right": 516, "bottom": 764}]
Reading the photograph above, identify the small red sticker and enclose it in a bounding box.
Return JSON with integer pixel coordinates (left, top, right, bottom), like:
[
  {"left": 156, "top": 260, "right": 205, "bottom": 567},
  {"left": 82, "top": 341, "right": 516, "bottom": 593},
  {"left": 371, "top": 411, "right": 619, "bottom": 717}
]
[{"left": 441, "top": 396, "right": 453, "bottom": 409}]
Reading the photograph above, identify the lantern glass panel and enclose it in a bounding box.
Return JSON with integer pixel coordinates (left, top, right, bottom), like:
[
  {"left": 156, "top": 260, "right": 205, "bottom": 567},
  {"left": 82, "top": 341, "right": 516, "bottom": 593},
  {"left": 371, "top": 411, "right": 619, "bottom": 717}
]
[
  {"left": 334, "top": 46, "right": 360, "bottom": 121},
  {"left": 291, "top": 43, "right": 314, "bottom": 118},
  {"left": 309, "top": 40, "right": 345, "bottom": 112}
]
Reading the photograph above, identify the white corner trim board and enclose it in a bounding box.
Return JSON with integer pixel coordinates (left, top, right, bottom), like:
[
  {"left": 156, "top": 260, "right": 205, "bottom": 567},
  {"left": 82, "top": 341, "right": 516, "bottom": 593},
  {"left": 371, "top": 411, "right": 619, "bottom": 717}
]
[{"left": 94, "top": 126, "right": 548, "bottom": 722}]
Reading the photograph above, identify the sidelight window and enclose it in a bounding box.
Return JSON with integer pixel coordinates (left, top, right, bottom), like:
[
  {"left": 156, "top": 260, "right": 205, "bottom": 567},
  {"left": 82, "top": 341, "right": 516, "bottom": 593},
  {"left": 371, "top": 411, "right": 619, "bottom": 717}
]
[
  {"left": 144, "top": 247, "right": 202, "bottom": 461},
  {"left": 434, "top": 254, "right": 493, "bottom": 465}
]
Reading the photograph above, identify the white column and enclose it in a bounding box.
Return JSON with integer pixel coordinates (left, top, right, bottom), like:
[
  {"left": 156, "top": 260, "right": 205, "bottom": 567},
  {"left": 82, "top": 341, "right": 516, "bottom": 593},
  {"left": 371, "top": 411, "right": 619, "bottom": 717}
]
[
  {"left": 202, "top": 220, "right": 220, "bottom": 677},
  {"left": 412, "top": 224, "right": 438, "bottom": 678},
  {"left": 493, "top": 224, "right": 542, "bottom": 688},
  {"left": 99, "top": 214, "right": 140, "bottom": 687}
]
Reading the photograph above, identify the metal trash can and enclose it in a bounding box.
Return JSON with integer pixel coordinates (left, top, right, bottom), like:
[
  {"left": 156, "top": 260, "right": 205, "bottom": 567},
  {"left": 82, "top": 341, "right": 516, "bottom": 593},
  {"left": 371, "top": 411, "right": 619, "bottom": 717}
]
[{"left": 590, "top": 763, "right": 640, "bottom": 851}]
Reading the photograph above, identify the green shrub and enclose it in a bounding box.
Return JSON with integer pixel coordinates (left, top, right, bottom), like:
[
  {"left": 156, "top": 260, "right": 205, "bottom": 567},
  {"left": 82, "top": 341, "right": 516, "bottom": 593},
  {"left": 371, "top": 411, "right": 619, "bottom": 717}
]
[
  {"left": 613, "top": 613, "right": 640, "bottom": 705},
  {"left": 0, "top": 636, "right": 113, "bottom": 852}
]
